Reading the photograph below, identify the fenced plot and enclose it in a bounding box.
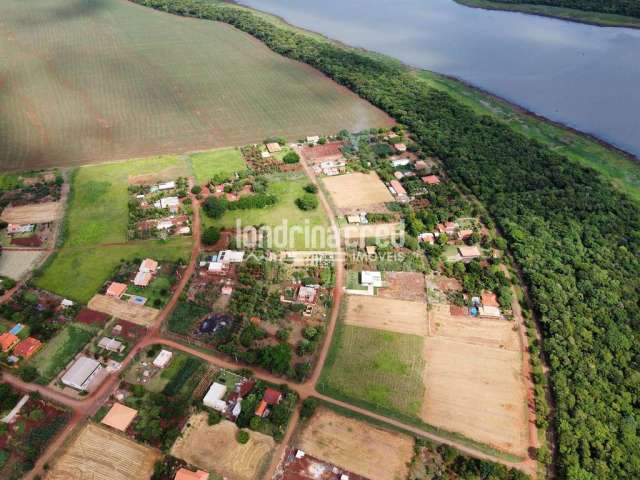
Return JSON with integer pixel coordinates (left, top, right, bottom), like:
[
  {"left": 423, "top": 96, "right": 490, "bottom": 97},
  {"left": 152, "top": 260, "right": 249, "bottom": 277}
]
[
  {"left": 0, "top": 0, "right": 391, "bottom": 170},
  {"left": 88, "top": 294, "right": 159, "bottom": 327},
  {"left": 1, "top": 202, "right": 63, "bottom": 224},
  {"left": 322, "top": 172, "right": 393, "bottom": 211},
  {"left": 171, "top": 414, "right": 274, "bottom": 480},
  {"left": 297, "top": 408, "right": 414, "bottom": 480},
  {"left": 422, "top": 305, "right": 528, "bottom": 456},
  {"left": 345, "top": 295, "right": 428, "bottom": 336},
  {"left": 46, "top": 423, "right": 160, "bottom": 480},
  {"left": 378, "top": 271, "right": 427, "bottom": 302}
]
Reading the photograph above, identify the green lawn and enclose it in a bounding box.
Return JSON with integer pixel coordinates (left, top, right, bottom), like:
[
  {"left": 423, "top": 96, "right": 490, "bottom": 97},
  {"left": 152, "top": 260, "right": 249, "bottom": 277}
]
[
  {"left": 319, "top": 320, "right": 425, "bottom": 417},
  {"left": 36, "top": 237, "right": 191, "bottom": 303},
  {"left": 203, "top": 172, "right": 330, "bottom": 250},
  {"left": 127, "top": 274, "right": 173, "bottom": 308},
  {"left": 189, "top": 148, "right": 247, "bottom": 185},
  {"left": 29, "top": 323, "right": 99, "bottom": 384},
  {"left": 417, "top": 70, "right": 640, "bottom": 203}
]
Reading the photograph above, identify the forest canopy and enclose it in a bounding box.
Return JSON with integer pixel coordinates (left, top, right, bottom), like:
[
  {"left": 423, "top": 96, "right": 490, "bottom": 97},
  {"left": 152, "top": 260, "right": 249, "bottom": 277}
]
[
  {"left": 476, "top": 0, "right": 640, "bottom": 19},
  {"left": 133, "top": 1, "right": 640, "bottom": 478}
]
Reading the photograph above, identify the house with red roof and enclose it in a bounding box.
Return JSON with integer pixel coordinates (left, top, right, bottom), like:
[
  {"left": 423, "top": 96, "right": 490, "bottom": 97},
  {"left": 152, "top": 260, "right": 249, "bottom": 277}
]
[
  {"left": 13, "top": 337, "right": 42, "bottom": 359},
  {"left": 0, "top": 332, "right": 19, "bottom": 352},
  {"left": 421, "top": 174, "right": 440, "bottom": 185},
  {"left": 255, "top": 387, "right": 283, "bottom": 418}
]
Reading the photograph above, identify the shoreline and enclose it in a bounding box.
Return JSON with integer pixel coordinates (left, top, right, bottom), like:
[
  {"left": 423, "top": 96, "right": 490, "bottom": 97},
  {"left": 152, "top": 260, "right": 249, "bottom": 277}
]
[{"left": 453, "top": 0, "right": 640, "bottom": 29}]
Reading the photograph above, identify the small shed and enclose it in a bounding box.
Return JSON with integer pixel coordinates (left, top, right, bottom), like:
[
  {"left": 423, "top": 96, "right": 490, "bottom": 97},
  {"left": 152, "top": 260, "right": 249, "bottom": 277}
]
[
  {"left": 101, "top": 403, "right": 138, "bottom": 432},
  {"left": 360, "top": 271, "right": 383, "bottom": 287},
  {"left": 153, "top": 350, "right": 173, "bottom": 369}
]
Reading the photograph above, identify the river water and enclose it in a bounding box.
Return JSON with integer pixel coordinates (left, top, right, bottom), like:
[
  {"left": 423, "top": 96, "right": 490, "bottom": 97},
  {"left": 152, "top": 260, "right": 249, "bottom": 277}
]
[{"left": 239, "top": 0, "right": 640, "bottom": 156}]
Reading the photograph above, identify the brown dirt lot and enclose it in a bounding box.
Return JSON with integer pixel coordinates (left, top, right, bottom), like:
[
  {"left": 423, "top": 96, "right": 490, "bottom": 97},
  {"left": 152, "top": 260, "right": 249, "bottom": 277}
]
[
  {"left": 45, "top": 423, "right": 160, "bottom": 480},
  {"left": 378, "top": 271, "right": 426, "bottom": 302},
  {"left": 1, "top": 202, "right": 63, "bottom": 224},
  {"left": 128, "top": 165, "right": 187, "bottom": 185},
  {"left": 0, "top": 250, "right": 45, "bottom": 280},
  {"left": 171, "top": 414, "right": 275, "bottom": 480},
  {"left": 322, "top": 172, "right": 393, "bottom": 211},
  {"left": 344, "top": 295, "right": 428, "bottom": 336},
  {"left": 297, "top": 408, "right": 414, "bottom": 480},
  {"left": 422, "top": 304, "right": 528, "bottom": 456},
  {"left": 88, "top": 294, "right": 159, "bottom": 327}
]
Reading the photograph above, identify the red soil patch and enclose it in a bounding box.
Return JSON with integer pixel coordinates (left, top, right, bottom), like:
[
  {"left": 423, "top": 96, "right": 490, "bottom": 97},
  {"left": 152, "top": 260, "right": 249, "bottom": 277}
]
[
  {"left": 75, "top": 308, "right": 110, "bottom": 326},
  {"left": 301, "top": 141, "right": 345, "bottom": 163}
]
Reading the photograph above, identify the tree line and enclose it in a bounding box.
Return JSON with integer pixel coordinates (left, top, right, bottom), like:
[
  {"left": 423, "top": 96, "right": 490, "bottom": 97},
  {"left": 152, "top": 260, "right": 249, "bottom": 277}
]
[
  {"left": 479, "top": 0, "right": 640, "bottom": 19},
  {"left": 132, "top": 1, "right": 640, "bottom": 478}
]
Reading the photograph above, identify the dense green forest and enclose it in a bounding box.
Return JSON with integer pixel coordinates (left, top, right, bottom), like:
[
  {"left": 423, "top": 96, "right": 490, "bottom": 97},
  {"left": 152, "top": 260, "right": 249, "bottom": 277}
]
[
  {"left": 133, "top": 1, "right": 640, "bottom": 478},
  {"left": 473, "top": 0, "right": 640, "bottom": 18}
]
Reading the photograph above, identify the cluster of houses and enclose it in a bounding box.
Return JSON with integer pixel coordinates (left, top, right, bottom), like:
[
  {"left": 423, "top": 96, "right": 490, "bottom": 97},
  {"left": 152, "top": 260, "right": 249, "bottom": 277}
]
[
  {"left": 314, "top": 158, "right": 346, "bottom": 177},
  {"left": 198, "top": 250, "right": 245, "bottom": 296},
  {"left": 105, "top": 258, "right": 159, "bottom": 303},
  {"left": 202, "top": 376, "right": 283, "bottom": 422},
  {"left": 0, "top": 324, "right": 42, "bottom": 364}
]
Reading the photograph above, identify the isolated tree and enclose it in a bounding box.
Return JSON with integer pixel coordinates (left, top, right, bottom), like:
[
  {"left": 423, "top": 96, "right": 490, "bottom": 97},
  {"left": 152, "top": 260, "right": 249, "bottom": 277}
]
[{"left": 201, "top": 226, "right": 221, "bottom": 245}]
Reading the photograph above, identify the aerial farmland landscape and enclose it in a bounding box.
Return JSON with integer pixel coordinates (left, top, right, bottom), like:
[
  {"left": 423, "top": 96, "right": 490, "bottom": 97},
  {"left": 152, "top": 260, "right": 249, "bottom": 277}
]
[{"left": 1, "top": 1, "right": 639, "bottom": 480}]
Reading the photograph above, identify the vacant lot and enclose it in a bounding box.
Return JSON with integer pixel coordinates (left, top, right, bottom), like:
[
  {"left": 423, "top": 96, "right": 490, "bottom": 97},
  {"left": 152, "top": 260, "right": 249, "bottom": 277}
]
[
  {"left": 297, "top": 408, "right": 414, "bottom": 480},
  {"left": 379, "top": 271, "right": 426, "bottom": 302},
  {"left": 190, "top": 148, "right": 247, "bottom": 185},
  {"left": 205, "top": 172, "right": 330, "bottom": 250},
  {"left": 172, "top": 414, "right": 274, "bottom": 480},
  {"left": 88, "top": 294, "right": 159, "bottom": 327},
  {"left": 422, "top": 304, "right": 528, "bottom": 456},
  {"left": 0, "top": 0, "right": 390, "bottom": 171},
  {"left": 341, "top": 222, "right": 401, "bottom": 245},
  {"left": 345, "top": 295, "right": 428, "bottom": 336},
  {"left": 320, "top": 322, "right": 425, "bottom": 416},
  {"left": 0, "top": 250, "right": 45, "bottom": 280},
  {"left": 46, "top": 423, "right": 160, "bottom": 480},
  {"left": 322, "top": 172, "right": 393, "bottom": 211},
  {"left": 0, "top": 202, "right": 63, "bottom": 224}
]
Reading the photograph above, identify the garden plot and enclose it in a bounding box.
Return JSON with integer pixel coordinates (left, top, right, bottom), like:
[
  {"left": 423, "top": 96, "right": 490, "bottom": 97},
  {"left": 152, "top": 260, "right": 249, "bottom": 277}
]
[
  {"left": 297, "top": 408, "right": 414, "bottom": 480},
  {"left": 422, "top": 304, "right": 528, "bottom": 456},
  {"left": 345, "top": 295, "right": 428, "bottom": 336},
  {"left": 322, "top": 172, "right": 393, "bottom": 212},
  {"left": 88, "top": 294, "right": 159, "bottom": 327},
  {"left": 46, "top": 423, "right": 160, "bottom": 480},
  {"left": 171, "top": 414, "right": 274, "bottom": 480},
  {"left": 0, "top": 201, "right": 63, "bottom": 224}
]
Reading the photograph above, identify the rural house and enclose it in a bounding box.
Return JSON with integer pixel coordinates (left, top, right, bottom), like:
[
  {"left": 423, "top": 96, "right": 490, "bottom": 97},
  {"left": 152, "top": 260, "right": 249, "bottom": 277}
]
[
  {"left": 421, "top": 175, "right": 440, "bottom": 185},
  {"left": 153, "top": 349, "right": 173, "bottom": 368},
  {"left": 255, "top": 387, "right": 283, "bottom": 418},
  {"left": 139, "top": 258, "right": 158, "bottom": 273},
  {"left": 266, "top": 142, "right": 281, "bottom": 153},
  {"left": 101, "top": 403, "right": 138, "bottom": 432},
  {"left": 13, "top": 337, "right": 42, "bottom": 359},
  {"left": 175, "top": 468, "right": 210, "bottom": 480},
  {"left": 203, "top": 382, "right": 227, "bottom": 412},
  {"left": 458, "top": 245, "right": 482, "bottom": 260},
  {"left": 0, "top": 332, "right": 19, "bottom": 352},
  {"left": 106, "top": 282, "right": 127, "bottom": 298}
]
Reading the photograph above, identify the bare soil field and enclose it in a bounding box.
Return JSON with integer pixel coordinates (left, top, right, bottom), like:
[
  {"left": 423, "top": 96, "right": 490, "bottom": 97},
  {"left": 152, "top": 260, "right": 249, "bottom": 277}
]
[
  {"left": 341, "top": 222, "right": 401, "bottom": 245},
  {"left": 171, "top": 414, "right": 274, "bottom": 480},
  {"left": 301, "top": 141, "right": 345, "bottom": 163},
  {"left": 0, "top": 0, "right": 391, "bottom": 170},
  {"left": 323, "top": 172, "right": 393, "bottom": 211},
  {"left": 88, "top": 294, "right": 159, "bottom": 327},
  {"left": 1, "top": 201, "right": 63, "bottom": 223},
  {"left": 422, "top": 304, "right": 528, "bottom": 456},
  {"left": 0, "top": 250, "right": 45, "bottom": 280},
  {"left": 345, "top": 295, "right": 428, "bottom": 336},
  {"left": 378, "top": 271, "right": 427, "bottom": 302},
  {"left": 46, "top": 423, "right": 160, "bottom": 480},
  {"left": 297, "top": 408, "right": 414, "bottom": 480},
  {"left": 128, "top": 165, "right": 187, "bottom": 185}
]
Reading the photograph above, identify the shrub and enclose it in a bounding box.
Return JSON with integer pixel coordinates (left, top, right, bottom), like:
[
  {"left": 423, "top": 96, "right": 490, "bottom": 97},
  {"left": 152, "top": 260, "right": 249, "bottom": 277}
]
[
  {"left": 236, "top": 429, "right": 250, "bottom": 444},
  {"left": 202, "top": 226, "right": 221, "bottom": 245},
  {"left": 300, "top": 397, "right": 319, "bottom": 419},
  {"left": 202, "top": 196, "right": 228, "bottom": 219},
  {"left": 303, "top": 183, "right": 318, "bottom": 194},
  {"left": 283, "top": 151, "right": 300, "bottom": 164},
  {"left": 207, "top": 410, "right": 221, "bottom": 425},
  {"left": 295, "top": 193, "right": 318, "bottom": 211},
  {"left": 191, "top": 185, "right": 202, "bottom": 194}
]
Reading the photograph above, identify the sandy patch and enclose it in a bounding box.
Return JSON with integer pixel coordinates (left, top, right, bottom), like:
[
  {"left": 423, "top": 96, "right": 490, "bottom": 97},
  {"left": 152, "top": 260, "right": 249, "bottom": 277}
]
[
  {"left": 297, "top": 408, "right": 414, "bottom": 480},
  {"left": 46, "top": 423, "right": 160, "bottom": 480},
  {"left": 378, "top": 271, "right": 426, "bottom": 302},
  {"left": 171, "top": 414, "right": 274, "bottom": 480},
  {"left": 345, "top": 295, "right": 428, "bottom": 336},
  {"left": 0, "top": 250, "right": 45, "bottom": 280},
  {"left": 88, "top": 294, "right": 159, "bottom": 327},
  {"left": 322, "top": 172, "right": 393, "bottom": 210},
  {"left": 1, "top": 202, "right": 63, "bottom": 223}
]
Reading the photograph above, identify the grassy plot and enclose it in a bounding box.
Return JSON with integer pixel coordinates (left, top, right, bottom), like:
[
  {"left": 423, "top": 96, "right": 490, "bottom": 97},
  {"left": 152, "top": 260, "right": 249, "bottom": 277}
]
[
  {"left": 203, "top": 172, "right": 330, "bottom": 250},
  {"left": 190, "top": 148, "right": 247, "bottom": 185},
  {"left": 36, "top": 237, "right": 191, "bottom": 303},
  {"left": 417, "top": 70, "right": 640, "bottom": 202},
  {"left": 319, "top": 322, "right": 425, "bottom": 417},
  {"left": 29, "top": 323, "right": 99, "bottom": 383},
  {"left": 0, "top": 0, "right": 390, "bottom": 171}
]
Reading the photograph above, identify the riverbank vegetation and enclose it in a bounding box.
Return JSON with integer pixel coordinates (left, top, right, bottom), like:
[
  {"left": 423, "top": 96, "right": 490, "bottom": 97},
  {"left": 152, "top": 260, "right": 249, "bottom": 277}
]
[
  {"left": 455, "top": 0, "right": 640, "bottom": 28},
  {"left": 133, "top": 1, "right": 640, "bottom": 478}
]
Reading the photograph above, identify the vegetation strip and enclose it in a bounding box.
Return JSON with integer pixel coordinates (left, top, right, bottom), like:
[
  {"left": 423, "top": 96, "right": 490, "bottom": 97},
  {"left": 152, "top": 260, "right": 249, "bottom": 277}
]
[{"left": 132, "top": 1, "right": 640, "bottom": 478}]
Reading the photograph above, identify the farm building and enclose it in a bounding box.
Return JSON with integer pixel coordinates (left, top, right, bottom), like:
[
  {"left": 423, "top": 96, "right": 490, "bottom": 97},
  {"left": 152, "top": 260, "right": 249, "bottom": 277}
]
[
  {"left": 361, "top": 271, "right": 383, "bottom": 288},
  {"left": 175, "top": 468, "right": 210, "bottom": 480},
  {"left": 13, "top": 337, "right": 42, "bottom": 359},
  {"left": 6, "top": 224, "right": 34, "bottom": 235},
  {"left": 208, "top": 261, "right": 226, "bottom": 273},
  {"left": 218, "top": 250, "right": 245, "bottom": 264},
  {"left": 0, "top": 332, "right": 19, "bottom": 352},
  {"left": 101, "top": 403, "right": 138, "bottom": 432},
  {"left": 458, "top": 229, "right": 473, "bottom": 240},
  {"left": 297, "top": 286, "right": 318, "bottom": 304},
  {"left": 418, "top": 232, "right": 435, "bottom": 244},
  {"left": 133, "top": 271, "right": 152, "bottom": 287},
  {"left": 436, "top": 222, "right": 458, "bottom": 236},
  {"left": 153, "top": 350, "right": 173, "bottom": 368},
  {"left": 154, "top": 197, "right": 180, "bottom": 212},
  {"left": 421, "top": 175, "right": 440, "bottom": 185},
  {"left": 415, "top": 160, "right": 428, "bottom": 170},
  {"left": 388, "top": 179, "right": 408, "bottom": 200},
  {"left": 106, "top": 282, "right": 128, "bottom": 298},
  {"left": 98, "top": 337, "right": 124, "bottom": 353},
  {"left": 203, "top": 382, "right": 227, "bottom": 412},
  {"left": 61, "top": 356, "right": 103, "bottom": 391},
  {"left": 391, "top": 158, "right": 411, "bottom": 167},
  {"left": 266, "top": 142, "right": 282, "bottom": 153},
  {"left": 139, "top": 258, "right": 159, "bottom": 273},
  {"left": 157, "top": 181, "right": 176, "bottom": 191},
  {"left": 394, "top": 143, "right": 407, "bottom": 152},
  {"left": 458, "top": 245, "right": 482, "bottom": 259},
  {"left": 307, "top": 135, "right": 320, "bottom": 144}
]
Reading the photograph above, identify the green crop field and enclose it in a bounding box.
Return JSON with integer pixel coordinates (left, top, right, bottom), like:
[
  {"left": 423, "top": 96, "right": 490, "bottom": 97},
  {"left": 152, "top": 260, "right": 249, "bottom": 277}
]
[
  {"left": 203, "top": 171, "right": 331, "bottom": 251},
  {"left": 319, "top": 320, "right": 426, "bottom": 417},
  {"left": 189, "top": 148, "right": 247, "bottom": 185},
  {"left": 0, "top": 0, "right": 390, "bottom": 171}
]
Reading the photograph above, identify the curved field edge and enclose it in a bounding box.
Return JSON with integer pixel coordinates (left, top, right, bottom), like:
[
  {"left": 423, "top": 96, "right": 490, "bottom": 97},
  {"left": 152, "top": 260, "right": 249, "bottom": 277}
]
[{"left": 454, "top": 0, "right": 640, "bottom": 28}]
